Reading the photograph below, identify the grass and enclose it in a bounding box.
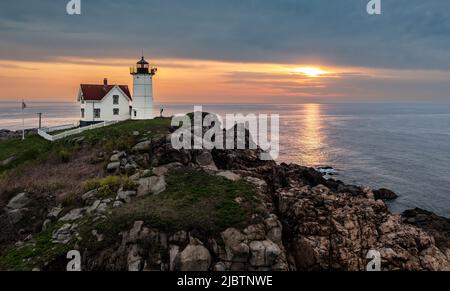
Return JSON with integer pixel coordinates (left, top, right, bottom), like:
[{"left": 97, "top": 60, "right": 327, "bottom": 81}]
[
  {"left": 120, "top": 168, "right": 257, "bottom": 233},
  {"left": 0, "top": 118, "right": 171, "bottom": 174},
  {"left": 0, "top": 222, "right": 72, "bottom": 271},
  {"left": 0, "top": 116, "right": 259, "bottom": 269},
  {"left": 79, "top": 168, "right": 258, "bottom": 252}
]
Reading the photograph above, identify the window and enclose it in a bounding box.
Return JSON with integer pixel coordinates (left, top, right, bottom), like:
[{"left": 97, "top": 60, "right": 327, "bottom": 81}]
[
  {"left": 113, "top": 108, "right": 119, "bottom": 115},
  {"left": 81, "top": 108, "right": 85, "bottom": 118},
  {"left": 113, "top": 95, "right": 119, "bottom": 105},
  {"left": 94, "top": 109, "right": 101, "bottom": 118}
]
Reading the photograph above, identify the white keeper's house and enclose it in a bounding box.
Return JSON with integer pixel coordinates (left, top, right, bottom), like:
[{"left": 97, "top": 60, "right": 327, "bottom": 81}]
[{"left": 77, "top": 56, "right": 157, "bottom": 126}]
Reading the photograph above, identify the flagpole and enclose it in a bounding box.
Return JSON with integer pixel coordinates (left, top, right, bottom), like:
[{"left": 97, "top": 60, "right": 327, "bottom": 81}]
[{"left": 22, "top": 99, "right": 25, "bottom": 141}]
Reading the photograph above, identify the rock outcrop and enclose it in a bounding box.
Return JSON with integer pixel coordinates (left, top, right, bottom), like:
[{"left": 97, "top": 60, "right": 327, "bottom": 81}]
[{"left": 1, "top": 124, "right": 448, "bottom": 271}]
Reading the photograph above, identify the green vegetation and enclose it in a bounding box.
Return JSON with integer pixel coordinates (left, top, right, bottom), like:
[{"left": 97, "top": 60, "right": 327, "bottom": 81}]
[
  {"left": 80, "top": 168, "right": 257, "bottom": 249},
  {"left": 0, "top": 117, "right": 258, "bottom": 270},
  {"left": 76, "top": 118, "right": 170, "bottom": 151},
  {"left": 83, "top": 175, "right": 137, "bottom": 197},
  {"left": 0, "top": 135, "right": 54, "bottom": 173},
  {"left": 0, "top": 118, "right": 171, "bottom": 174},
  {"left": 0, "top": 223, "right": 71, "bottom": 271}
]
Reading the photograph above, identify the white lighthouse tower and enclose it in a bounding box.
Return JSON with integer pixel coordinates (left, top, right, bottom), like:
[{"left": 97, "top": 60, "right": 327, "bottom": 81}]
[{"left": 130, "top": 56, "right": 157, "bottom": 119}]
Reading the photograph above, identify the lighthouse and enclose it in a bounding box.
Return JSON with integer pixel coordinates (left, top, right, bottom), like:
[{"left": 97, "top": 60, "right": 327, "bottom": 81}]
[{"left": 130, "top": 56, "right": 157, "bottom": 119}]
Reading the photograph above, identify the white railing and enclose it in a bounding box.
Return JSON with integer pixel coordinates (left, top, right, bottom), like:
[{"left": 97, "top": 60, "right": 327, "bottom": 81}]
[
  {"left": 41, "top": 123, "right": 79, "bottom": 133},
  {"left": 38, "top": 120, "right": 119, "bottom": 142}
]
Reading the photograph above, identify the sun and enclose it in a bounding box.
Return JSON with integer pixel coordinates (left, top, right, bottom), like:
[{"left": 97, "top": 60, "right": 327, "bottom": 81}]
[{"left": 292, "top": 67, "right": 328, "bottom": 77}]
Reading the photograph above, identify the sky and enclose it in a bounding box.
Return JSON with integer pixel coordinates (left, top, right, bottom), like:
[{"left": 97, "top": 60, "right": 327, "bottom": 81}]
[{"left": 0, "top": 0, "right": 450, "bottom": 103}]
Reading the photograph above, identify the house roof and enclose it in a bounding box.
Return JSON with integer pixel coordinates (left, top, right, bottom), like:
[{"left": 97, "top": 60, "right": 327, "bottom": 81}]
[{"left": 80, "top": 84, "right": 132, "bottom": 101}]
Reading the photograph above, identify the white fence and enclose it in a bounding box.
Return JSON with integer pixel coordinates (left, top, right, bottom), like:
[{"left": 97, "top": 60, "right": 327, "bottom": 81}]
[{"left": 38, "top": 121, "right": 119, "bottom": 142}]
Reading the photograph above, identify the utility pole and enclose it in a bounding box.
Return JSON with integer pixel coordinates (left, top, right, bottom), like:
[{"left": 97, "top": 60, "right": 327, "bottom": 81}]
[{"left": 37, "top": 112, "right": 42, "bottom": 129}]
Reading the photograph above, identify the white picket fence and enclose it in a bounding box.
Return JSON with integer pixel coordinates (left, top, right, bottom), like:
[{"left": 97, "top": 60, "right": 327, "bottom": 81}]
[{"left": 38, "top": 120, "right": 119, "bottom": 142}]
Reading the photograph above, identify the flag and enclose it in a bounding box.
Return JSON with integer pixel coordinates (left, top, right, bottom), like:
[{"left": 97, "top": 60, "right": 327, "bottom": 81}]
[{"left": 22, "top": 100, "right": 27, "bottom": 110}]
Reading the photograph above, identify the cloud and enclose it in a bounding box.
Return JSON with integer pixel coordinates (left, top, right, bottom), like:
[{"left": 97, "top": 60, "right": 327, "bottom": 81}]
[
  {"left": 0, "top": 63, "right": 40, "bottom": 71},
  {"left": 222, "top": 70, "right": 376, "bottom": 97},
  {"left": 0, "top": 0, "right": 449, "bottom": 70},
  {"left": 1, "top": 0, "right": 449, "bottom": 102}
]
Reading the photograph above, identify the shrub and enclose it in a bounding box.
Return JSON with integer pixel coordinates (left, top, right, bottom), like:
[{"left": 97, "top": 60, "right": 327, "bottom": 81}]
[{"left": 83, "top": 176, "right": 137, "bottom": 197}]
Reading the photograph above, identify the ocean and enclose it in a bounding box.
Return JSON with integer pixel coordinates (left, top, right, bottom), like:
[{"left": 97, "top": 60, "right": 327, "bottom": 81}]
[{"left": 1, "top": 101, "right": 450, "bottom": 217}]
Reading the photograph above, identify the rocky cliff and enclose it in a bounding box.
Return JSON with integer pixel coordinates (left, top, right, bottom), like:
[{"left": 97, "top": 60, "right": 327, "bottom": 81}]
[{"left": 0, "top": 120, "right": 448, "bottom": 271}]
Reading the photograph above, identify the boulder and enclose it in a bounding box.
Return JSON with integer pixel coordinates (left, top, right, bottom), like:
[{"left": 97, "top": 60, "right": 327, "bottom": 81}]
[
  {"left": 59, "top": 208, "right": 83, "bottom": 222},
  {"left": 264, "top": 215, "right": 283, "bottom": 245},
  {"left": 243, "top": 224, "right": 266, "bottom": 241},
  {"left": 137, "top": 176, "right": 166, "bottom": 196},
  {"left": 124, "top": 162, "right": 138, "bottom": 172},
  {"left": 249, "top": 240, "right": 282, "bottom": 267},
  {"left": 113, "top": 201, "right": 123, "bottom": 208},
  {"left": 174, "top": 244, "right": 211, "bottom": 271},
  {"left": 132, "top": 140, "right": 152, "bottom": 152},
  {"left": 52, "top": 223, "right": 74, "bottom": 244},
  {"left": 106, "top": 162, "right": 120, "bottom": 172},
  {"left": 86, "top": 200, "right": 101, "bottom": 214},
  {"left": 7, "top": 209, "right": 28, "bottom": 224},
  {"left": 6, "top": 193, "right": 31, "bottom": 210},
  {"left": 47, "top": 205, "right": 63, "bottom": 219},
  {"left": 96, "top": 202, "right": 108, "bottom": 213},
  {"left": 221, "top": 228, "right": 250, "bottom": 263},
  {"left": 373, "top": 188, "right": 398, "bottom": 200},
  {"left": 110, "top": 151, "right": 125, "bottom": 162},
  {"left": 116, "top": 189, "right": 137, "bottom": 203},
  {"left": 195, "top": 151, "right": 217, "bottom": 170},
  {"left": 82, "top": 189, "right": 99, "bottom": 204},
  {"left": 127, "top": 244, "right": 143, "bottom": 271},
  {"left": 152, "top": 162, "right": 183, "bottom": 176},
  {"left": 152, "top": 166, "right": 168, "bottom": 177},
  {"left": 245, "top": 176, "right": 267, "bottom": 188},
  {"left": 169, "top": 245, "right": 180, "bottom": 271}
]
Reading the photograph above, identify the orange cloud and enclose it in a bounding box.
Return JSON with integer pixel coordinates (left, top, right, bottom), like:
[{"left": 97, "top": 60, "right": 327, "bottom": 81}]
[{"left": 2, "top": 57, "right": 444, "bottom": 103}]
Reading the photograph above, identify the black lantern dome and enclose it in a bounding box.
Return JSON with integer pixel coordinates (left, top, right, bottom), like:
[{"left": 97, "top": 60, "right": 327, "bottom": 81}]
[
  {"left": 136, "top": 56, "right": 150, "bottom": 74},
  {"left": 130, "top": 56, "right": 157, "bottom": 76}
]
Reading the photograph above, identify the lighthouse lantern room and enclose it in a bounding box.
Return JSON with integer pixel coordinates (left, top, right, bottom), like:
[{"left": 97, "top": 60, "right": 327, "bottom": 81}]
[{"left": 130, "top": 56, "right": 157, "bottom": 120}]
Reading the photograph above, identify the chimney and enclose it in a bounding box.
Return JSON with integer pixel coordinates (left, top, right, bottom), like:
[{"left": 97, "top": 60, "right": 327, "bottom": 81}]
[{"left": 103, "top": 78, "right": 108, "bottom": 91}]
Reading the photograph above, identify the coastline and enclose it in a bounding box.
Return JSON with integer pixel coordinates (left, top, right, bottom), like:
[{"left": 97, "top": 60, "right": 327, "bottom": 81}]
[
  {"left": 0, "top": 129, "right": 38, "bottom": 141},
  {"left": 0, "top": 119, "right": 448, "bottom": 271}
]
